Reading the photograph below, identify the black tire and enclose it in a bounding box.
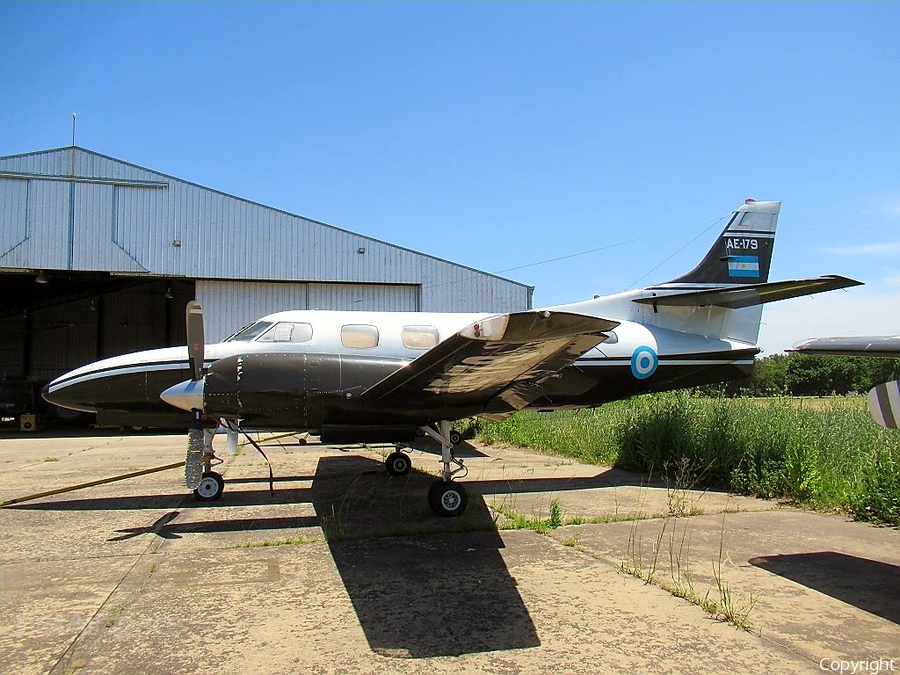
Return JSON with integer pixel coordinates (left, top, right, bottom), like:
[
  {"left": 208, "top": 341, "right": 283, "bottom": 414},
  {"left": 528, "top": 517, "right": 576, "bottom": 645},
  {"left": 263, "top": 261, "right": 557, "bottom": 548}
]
[
  {"left": 385, "top": 451, "right": 412, "bottom": 476},
  {"left": 430, "top": 481, "right": 468, "bottom": 517},
  {"left": 193, "top": 471, "right": 224, "bottom": 501},
  {"left": 415, "top": 427, "right": 426, "bottom": 437},
  {"left": 427, "top": 480, "right": 444, "bottom": 512},
  {"left": 449, "top": 430, "right": 462, "bottom": 446}
]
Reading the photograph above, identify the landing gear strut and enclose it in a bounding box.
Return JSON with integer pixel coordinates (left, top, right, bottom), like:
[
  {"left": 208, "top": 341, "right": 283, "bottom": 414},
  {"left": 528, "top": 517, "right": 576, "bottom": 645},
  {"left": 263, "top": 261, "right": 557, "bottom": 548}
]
[
  {"left": 420, "top": 421, "right": 468, "bottom": 517},
  {"left": 189, "top": 422, "right": 224, "bottom": 501}
]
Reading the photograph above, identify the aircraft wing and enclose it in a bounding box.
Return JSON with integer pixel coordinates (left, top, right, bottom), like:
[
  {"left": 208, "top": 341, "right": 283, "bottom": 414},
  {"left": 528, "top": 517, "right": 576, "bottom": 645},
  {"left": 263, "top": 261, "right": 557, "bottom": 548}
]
[
  {"left": 791, "top": 335, "right": 900, "bottom": 357},
  {"left": 361, "top": 311, "right": 618, "bottom": 413},
  {"left": 633, "top": 275, "right": 862, "bottom": 310}
]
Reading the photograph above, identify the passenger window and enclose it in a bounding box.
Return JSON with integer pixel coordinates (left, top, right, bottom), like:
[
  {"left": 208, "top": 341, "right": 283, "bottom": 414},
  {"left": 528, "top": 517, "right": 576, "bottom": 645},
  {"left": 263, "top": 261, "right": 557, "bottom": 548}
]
[
  {"left": 341, "top": 324, "right": 379, "bottom": 349},
  {"left": 257, "top": 322, "right": 313, "bottom": 343},
  {"left": 402, "top": 325, "right": 439, "bottom": 350}
]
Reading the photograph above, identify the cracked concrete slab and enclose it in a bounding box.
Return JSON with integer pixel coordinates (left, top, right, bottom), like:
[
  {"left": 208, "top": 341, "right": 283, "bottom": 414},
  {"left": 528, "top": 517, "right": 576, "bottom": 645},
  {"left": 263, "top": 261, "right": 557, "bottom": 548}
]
[{"left": 0, "top": 431, "right": 896, "bottom": 674}]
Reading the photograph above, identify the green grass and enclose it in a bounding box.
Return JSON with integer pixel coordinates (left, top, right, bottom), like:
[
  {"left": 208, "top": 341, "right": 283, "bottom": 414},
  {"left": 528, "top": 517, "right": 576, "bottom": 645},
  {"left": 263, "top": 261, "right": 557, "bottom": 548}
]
[
  {"left": 233, "top": 532, "right": 320, "bottom": 548},
  {"left": 474, "top": 394, "right": 900, "bottom": 527}
]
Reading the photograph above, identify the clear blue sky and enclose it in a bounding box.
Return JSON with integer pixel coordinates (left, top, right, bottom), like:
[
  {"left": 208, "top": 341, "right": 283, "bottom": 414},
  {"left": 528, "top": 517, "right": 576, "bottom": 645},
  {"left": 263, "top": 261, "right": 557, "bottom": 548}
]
[{"left": 2, "top": 2, "right": 898, "bottom": 354}]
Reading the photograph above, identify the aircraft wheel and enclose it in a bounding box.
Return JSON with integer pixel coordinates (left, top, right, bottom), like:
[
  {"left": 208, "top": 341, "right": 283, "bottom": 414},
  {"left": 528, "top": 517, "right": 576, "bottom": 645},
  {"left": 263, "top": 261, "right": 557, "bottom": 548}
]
[
  {"left": 427, "top": 480, "right": 443, "bottom": 512},
  {"left": 429, "top": 480, "right": 468, "bottom": 517},
  {"left": 193, "top": 471, "right": 224, "bottom": 501},
  {"left": 449, "top": 430, "right": 462, "bottom": 446},
  {"left": 415, "top": 427, "right": 426, "bottom": 437},
  {"left": 385, "top": 451, "right": 412, "bottom": 476}
]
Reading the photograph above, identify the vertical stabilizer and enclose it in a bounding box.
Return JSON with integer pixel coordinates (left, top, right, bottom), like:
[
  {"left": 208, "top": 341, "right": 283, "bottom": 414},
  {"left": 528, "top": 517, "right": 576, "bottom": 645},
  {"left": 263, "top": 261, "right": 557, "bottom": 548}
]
[{"left": 667, "top": 199, "right": 780, "bottom": 285}]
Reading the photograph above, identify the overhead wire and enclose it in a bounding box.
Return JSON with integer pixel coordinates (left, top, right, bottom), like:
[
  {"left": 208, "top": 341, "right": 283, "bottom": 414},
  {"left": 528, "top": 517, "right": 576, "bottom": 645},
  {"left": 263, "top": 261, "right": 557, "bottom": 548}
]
[
  {"left": 622, "top": 211, "right": 733, "bottom": 291},
  {"left": 418, "top": 209, "right": 735, "bottom": 295},
  {"left": 420, "top": 234, "right": 662, "bottom": 293}
]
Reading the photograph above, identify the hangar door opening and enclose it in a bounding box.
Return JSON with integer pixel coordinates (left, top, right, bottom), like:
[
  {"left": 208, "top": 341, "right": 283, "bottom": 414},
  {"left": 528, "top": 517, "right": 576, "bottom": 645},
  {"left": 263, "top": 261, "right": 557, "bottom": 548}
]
[
  {"left": 197, "top": 281, "right": 421, "bottom": 342},
  {"left": 0, "top": 274, "right": 194, "bottom": 419}
]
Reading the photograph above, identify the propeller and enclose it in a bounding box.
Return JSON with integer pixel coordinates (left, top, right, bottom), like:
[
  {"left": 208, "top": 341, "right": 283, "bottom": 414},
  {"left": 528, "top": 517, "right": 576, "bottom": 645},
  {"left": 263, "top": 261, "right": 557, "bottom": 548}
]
[
  {"left": 184, "top": 301, "right": 206, "bottom": 490},
  {"left": 867, "top": 381, "right": 900, "bottom": 430},
  {"left": 186, "top": 300, "right": 205, "bottom": 381}
]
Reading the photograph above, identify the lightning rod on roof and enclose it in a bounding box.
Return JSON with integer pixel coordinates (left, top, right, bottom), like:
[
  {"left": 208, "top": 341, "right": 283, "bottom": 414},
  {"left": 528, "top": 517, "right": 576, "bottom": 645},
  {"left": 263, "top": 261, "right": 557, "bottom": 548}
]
[{"left": 71, "top": 113, "right": 76, "bottom": 176}]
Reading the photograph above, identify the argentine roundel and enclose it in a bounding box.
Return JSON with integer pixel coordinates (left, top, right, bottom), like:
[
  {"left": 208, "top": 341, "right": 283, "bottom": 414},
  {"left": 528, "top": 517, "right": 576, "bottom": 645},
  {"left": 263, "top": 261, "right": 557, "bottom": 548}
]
[{"left": 631, "top": 346, "right": 658, "bottom": 380}]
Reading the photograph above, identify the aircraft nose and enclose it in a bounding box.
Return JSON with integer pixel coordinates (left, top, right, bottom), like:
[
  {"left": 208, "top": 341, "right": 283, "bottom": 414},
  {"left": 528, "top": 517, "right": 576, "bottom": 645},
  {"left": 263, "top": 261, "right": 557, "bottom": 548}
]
[
  {"left": 160, "top": 379, "right": 204, "bottom": 412},
  {"left": 42, "top": 379, "right": 97, "bottom": 413}
]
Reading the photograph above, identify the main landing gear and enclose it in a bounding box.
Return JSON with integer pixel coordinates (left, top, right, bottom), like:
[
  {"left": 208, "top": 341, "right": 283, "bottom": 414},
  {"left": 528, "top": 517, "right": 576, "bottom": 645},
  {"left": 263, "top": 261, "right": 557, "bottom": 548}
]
[
  {"left": 383, "top": 423, "right": 468, "bottom": 516},
  {"left": 421, "top": 421, "right": 468, "bottom": 517}
]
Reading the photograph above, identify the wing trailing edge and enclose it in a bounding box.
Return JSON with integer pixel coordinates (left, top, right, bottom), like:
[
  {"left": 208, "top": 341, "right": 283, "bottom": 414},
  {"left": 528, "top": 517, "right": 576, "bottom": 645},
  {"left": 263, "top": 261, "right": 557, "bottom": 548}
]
[
  {"left": 361, "top": 310, "right": 618, "bottom": 412},
  {"left": 633, "top": 275, "right": 862, "bottom": 310}
]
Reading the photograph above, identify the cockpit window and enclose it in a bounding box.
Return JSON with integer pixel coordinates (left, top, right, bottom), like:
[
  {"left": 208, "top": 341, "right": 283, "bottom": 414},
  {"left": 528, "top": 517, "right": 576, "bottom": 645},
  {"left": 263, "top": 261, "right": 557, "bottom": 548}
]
[
  {"left": 257, "top": 322, "right": 313, "bottom": 343},
  {"left": 225, "top": 321, "right": 273, "bottom": 342}
]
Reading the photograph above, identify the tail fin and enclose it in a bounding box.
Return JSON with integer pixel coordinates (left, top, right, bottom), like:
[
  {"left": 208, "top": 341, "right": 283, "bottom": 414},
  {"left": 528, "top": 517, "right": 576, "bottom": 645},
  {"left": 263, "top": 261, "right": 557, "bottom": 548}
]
[{"left": 667, "top": 199, "right": 780, "bottom": 285}]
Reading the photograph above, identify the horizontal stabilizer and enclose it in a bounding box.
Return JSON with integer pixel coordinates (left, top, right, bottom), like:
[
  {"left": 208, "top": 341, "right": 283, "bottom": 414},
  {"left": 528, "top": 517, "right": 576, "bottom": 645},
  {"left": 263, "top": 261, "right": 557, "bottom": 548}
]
[
  {"left": 791, "top": 335, "right": 900, "bottom": 357},
  {"left": 634, "top": 275, "right": 862, "bottom": 310},
  {"left": 361, "top": 310, "right": 618, "bottom": 411}
]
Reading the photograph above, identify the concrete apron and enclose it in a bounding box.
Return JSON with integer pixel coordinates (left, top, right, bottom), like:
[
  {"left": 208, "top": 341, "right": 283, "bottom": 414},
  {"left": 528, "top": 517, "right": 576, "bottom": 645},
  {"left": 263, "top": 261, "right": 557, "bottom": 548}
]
[{"left": 0, "top": 432, "right": 897, "bottom": 674}]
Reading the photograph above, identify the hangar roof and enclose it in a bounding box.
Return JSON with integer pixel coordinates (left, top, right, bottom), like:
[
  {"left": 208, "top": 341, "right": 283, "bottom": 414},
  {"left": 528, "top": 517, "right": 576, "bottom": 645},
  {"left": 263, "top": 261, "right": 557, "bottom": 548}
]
[{"left": 0, "top": 147, "right": 531, "bottom": 310}]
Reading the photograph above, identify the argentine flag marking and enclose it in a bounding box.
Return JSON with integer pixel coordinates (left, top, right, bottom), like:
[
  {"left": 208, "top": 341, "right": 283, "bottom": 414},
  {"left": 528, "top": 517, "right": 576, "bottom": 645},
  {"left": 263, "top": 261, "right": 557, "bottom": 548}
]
[{"left": 727, "top": 255, "right": 760, "bottom": 278}]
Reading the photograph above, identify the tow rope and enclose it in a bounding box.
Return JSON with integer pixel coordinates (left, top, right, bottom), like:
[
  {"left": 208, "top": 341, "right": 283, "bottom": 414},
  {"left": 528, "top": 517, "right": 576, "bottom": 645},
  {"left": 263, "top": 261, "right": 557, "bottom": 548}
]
[{"left": 0, "top": 461, "right": 186, "bottom": 507}]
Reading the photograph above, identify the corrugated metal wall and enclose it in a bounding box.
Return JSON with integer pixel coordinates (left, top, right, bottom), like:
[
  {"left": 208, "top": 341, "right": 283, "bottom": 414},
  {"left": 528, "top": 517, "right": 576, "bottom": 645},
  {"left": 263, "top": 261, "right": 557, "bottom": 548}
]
[
  {"left": 0, "top": 147, "right": 531, "bottom": 314},
  {"left": 197, "top": 281, "right": 420, "bottom": 342}
]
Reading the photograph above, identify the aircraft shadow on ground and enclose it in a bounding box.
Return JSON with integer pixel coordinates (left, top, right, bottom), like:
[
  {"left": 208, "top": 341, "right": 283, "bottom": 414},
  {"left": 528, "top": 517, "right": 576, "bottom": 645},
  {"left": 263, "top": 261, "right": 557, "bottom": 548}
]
[
  {"left": 107, "top": 511, "right": 321, "bottom": 541},
  {"left": 311, "top": 454, "right": 541, "bottom": 658},
  {"left": 5, "top": 448, "right": 655, "bottom": 657},
  {"left": 7, "top": 457, "right": 653, "bottom": 512},
  {"left": 6, "top": 484, "right": 317, "bottom": 511},
  {"left": 749, "top": 551, "right": 900, "bottom": 625}
]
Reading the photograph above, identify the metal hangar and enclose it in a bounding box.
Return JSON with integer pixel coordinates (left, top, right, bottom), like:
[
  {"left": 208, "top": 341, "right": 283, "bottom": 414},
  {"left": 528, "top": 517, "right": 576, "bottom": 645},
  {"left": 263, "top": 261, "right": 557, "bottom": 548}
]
[{"left": 0, "top": 146, "right": 532, "bottom": 422}]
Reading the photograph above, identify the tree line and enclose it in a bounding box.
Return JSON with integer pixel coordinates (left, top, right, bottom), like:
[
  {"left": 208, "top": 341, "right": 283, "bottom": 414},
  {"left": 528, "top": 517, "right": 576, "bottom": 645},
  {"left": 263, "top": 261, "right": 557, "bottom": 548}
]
[{"left": 698, "top": 353, "right": 900, "bottom": 397}]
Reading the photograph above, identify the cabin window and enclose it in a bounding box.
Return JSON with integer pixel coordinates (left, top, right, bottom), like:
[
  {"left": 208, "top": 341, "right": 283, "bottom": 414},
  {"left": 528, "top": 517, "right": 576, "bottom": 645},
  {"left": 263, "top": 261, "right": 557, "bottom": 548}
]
[
  {"left": 257, "top": 322, "right": 313, "bottom": 343},
  {"left": 402, "top": 325, "right": 439, "bottom": 350},
  {"left": 226, "top": 321, "right": 273, "bottom": 342},
  {"left": 341, "top": 324, "right": 379, "bottom": 349}
]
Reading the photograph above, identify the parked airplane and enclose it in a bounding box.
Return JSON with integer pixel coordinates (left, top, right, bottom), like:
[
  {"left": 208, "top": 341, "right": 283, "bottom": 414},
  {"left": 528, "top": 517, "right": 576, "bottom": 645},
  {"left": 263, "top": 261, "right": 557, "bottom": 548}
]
[
  {"left": 791, "top": 335, "right": 900, "bottom": 429},
  {"left": 44, "top": 199, "right": 860, "bottom": 515}
]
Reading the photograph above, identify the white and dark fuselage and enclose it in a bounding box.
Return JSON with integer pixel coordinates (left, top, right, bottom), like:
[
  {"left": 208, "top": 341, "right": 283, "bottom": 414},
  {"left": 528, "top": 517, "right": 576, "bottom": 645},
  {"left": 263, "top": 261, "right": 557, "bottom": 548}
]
[
  {"left": 43, "top": 302, "right": 757, "bottom": 440},
  {"left": 44, "top": 199, "right": 862, "bottom": 444}
]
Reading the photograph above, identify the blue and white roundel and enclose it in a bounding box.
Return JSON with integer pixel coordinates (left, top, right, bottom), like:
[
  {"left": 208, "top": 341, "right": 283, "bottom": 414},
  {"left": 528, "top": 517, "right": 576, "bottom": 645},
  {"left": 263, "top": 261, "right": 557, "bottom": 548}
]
[{"left": 631, "top": 346, "right": 658, "bottom": 380}]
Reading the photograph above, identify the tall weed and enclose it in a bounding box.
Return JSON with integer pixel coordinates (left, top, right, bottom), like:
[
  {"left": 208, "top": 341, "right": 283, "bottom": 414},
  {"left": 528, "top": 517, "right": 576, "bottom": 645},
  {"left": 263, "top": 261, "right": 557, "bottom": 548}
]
[{"left": 473, "top": 394, "right": 900, "bottom": 526}]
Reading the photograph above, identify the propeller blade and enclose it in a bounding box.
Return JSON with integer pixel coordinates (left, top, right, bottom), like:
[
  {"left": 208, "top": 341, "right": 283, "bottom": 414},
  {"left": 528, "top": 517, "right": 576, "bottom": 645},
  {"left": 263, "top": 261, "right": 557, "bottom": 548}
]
[
  {"left": 867, "top": 380, "right": 900, "bottom": 430},
  {"left": 186, "top": 301, "right": 205, "bottom": 382}
]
